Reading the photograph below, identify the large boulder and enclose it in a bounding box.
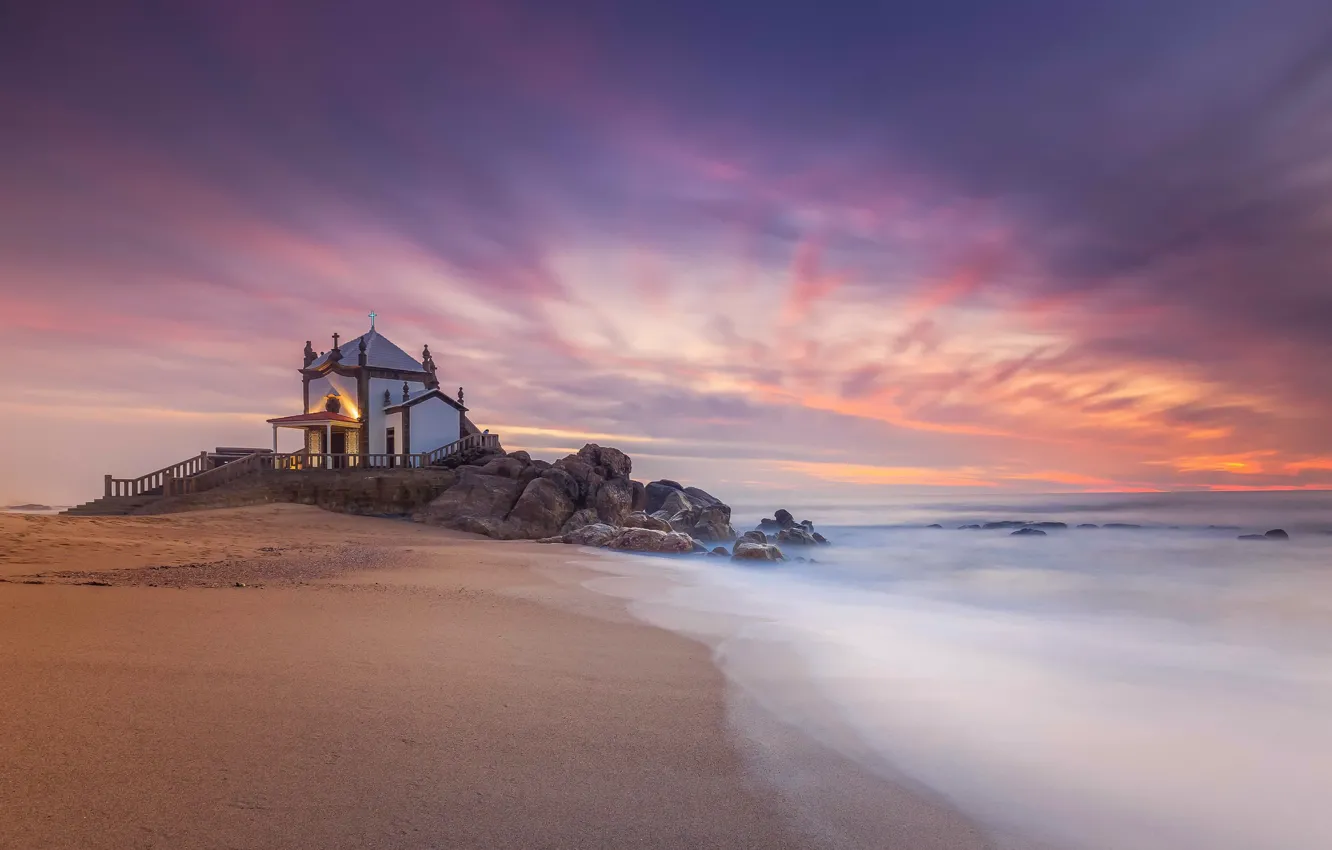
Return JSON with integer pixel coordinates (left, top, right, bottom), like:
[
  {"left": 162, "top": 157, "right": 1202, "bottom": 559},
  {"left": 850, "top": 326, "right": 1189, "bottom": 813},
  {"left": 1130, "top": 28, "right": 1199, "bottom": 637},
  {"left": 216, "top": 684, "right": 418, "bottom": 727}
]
[
  {"left": 732, "top": 542, "right": 785, "bottom": 562},
  {"left": 622, "top": 511, "right": 672, "bottom": 533},
  {"left": 560, "top": 508, "right": 599, "bottom": 534},
  {"left": 575, "top": 444, "right": 632, "bottom": 480},
  {"left": 739, "top": 530, "right": 767, "bottom": 545},
  {"left": 1011, "top": 527, "right": 1047, "bottom": 537},
  {"left": 606, "top": 527, "right": 697, "bottom": 553},
  {"left": 506, "top": 477, "right": 577, "bottom": 539},
  {"left": 416, "top": 469, "right": 521, "bottom": 528},
  {"left": 683, "top": 486, "right": 724, "bottom": 508},
  {"left": 477, "top": 456, "right": 526, "bottom": 479},
  {"left": 551, "top": 456, "right": 600, "bottom": 502},
  {"left": 631, "top": 480, "right": 647, "bottom": 512},
  {"left": 644, "top": 480, "right": 684, "bottom": 514},
  {"left": 690, "top": 504, "right": 736, "bottom": 542},
  {"left": 594, "top": 477, "right": 636, "bottom": 526},
  {"left": 540, "top": 466, "right": 581, "bottom": 502},
  {"left": 507, "top": 450, "right": 532, "bottom": 464},
  {"left": 773, "top": 509, "right": 796, "bottom": 529}
]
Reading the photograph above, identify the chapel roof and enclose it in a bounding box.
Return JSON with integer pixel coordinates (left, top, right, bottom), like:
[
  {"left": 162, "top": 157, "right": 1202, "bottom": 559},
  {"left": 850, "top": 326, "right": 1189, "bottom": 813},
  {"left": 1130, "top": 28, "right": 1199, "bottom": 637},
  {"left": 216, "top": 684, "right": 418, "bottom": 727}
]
[{"left": 309, "top": 328, "right": 424, "bottom": 372}]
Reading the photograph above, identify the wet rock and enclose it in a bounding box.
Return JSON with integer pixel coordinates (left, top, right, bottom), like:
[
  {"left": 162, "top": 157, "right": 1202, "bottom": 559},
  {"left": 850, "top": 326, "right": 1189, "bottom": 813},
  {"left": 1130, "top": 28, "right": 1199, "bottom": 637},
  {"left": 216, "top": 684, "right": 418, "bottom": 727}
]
[
  {"left": 983, "top": 521, "right": 1027, "bottom": 529},
  {"left": 1026, "top": 522, "right": 1068, "bottom": 530},
  {"left": 776, "top": 527, "right": 818, "bottom": 546},
  {"left": 1103, "top": 523, "right": 1143, "bottom": 529},
  {"left": 926, "top": 524, "right": 944, "bottom": 529},
  {"left": 1011, "top": 527, "right": 1047, "bottom": 537},
  {"left": 606, "top": 527, "right": 697, "bottom": 553},
  {"left": 593, "top": 477, "right": 635, "bottom": 526},
  {"left": 709, "top": 546, "right": 730, "bottom": 557},
  {"left": 732, "top": 542, "right": 785, "bottom": 562},
  {"left": 1238, "top": 534, "right": 1267, "bottom": 541},
  {"left": 1264, "top": 528, "right": 1290, "bottom": 540},
  {"left": 643, "top": 480, "right": 684, "bottom": 514},
  {"left": 757, "top": 517, "right": 781, "bottom": 531},
  {"left": 739, "top": 530, "right": 767, "bottom": 545},
  {"left": 563, "top": 523, "right": 620, "bottom": 547},
  {"left": 540, "top": 467, "right": 581, "bottom": 502},
  {"left": 506, "top": 450, "right": 532, "bottom": 465},
  {"left": 1076, "top": 524, "right": 1099, "bottom": 529},
  {"left": 959, "top": 524, "right": 981, "bottom": 530},
  {"left": 560, "top": 508, "right": 599, "bottom": 534},
  {"left": 630, "top": 480, "right": 647, "bottom": 512},
  {"left": 622, "top": 511, "right": 673, "bottom": 533},
  {"left": 812, "top": 532, "right": 829, "bottom": 544},
  {"left": 774, "top": 509, "right": 796, "bottom": 529}
]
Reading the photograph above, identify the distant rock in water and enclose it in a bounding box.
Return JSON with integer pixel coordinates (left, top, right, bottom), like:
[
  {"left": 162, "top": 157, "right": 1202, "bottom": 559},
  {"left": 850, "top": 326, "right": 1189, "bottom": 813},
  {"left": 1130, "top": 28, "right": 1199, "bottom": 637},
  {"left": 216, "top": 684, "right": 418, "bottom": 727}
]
[
  {"left": 1103, "top": 523, "right": 1143, "bottom": 529},
  {"left": 773, "top": 509, "right": 796, "bottom": 529},
  {"left": 5, "top": 504, "right": 52, "bottom": 511},
  {"left": 1011, "top": 527, "right": 1047, "bottom": 537},
  {"left": 1076, "top": 523, "right": 1099, "bottom": 529},
  {"left": 959, "top": 524, "right": 981, "bottom": 530},
  {"left": 1026, "top": 522, "right": 1068, "bottom": 530},
  {"left": 982, "top": 521, "right": 1027, "bottom": 529},
  {"left": 732, "top": 542, "right": 785, "bottom": 562},
  {"left": 752, "top": 509, "right": 831, "bottom": 544},
  {"left": 926, "top": 523, "right": 944, "bottom": 529},
  {"left": 1238, "top": 530, "right": 1290, "bottom": 541}
]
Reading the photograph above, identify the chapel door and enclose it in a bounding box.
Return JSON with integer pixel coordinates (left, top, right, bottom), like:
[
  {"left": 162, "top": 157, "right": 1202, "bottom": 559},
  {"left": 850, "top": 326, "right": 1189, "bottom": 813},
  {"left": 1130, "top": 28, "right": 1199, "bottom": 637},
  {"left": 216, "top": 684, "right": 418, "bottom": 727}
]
[
  {"left": 331, "top": 431, "right": 347, "bottom": 468},
  {"left": 386, "top": 428, "right": 396, "bottom": 467}
]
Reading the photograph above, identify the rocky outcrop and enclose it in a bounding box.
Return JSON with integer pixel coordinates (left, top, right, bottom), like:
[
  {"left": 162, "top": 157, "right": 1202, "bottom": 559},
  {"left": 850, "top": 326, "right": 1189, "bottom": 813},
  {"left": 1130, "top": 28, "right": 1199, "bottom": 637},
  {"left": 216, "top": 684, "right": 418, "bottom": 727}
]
[
  {"left": 415, "top": 443, "right": 741, "bottom": 550},
  {"left": 646, "top": 482, "right": 736, "bottom": 542},
  {"left": 739, "top": 530, "right": 767, "bottom": 545},
  {"left": 1011, "top": 527, "right": 1047, "bottom": 537},
  {"left": 752, "top": 509, "right": 831, "bottom": 545}
]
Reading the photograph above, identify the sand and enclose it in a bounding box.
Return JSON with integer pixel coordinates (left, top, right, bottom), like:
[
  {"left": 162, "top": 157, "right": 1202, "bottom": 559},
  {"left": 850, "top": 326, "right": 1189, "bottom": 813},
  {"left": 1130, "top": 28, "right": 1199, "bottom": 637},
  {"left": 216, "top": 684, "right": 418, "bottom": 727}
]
[{"left": 0, "top": 506, "right": 989, "bottom": 850}]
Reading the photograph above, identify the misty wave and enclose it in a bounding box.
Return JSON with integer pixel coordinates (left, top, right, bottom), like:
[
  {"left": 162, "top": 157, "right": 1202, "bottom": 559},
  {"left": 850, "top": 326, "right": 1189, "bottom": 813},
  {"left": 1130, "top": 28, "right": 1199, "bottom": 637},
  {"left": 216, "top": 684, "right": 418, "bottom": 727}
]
[{"left": 580, "top": 508, "right": 1332, "bottom": 850}]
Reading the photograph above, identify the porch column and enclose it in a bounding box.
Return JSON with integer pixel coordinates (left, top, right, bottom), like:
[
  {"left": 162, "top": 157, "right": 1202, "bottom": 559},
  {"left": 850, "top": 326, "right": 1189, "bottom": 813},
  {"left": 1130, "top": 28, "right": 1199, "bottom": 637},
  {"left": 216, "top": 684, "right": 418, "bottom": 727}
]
[
  {"left": 325, "top": 423, "right": 333, "bottom": 469},
  {"left": 272, "top": 425, "right": 278, "bottom": 454}
]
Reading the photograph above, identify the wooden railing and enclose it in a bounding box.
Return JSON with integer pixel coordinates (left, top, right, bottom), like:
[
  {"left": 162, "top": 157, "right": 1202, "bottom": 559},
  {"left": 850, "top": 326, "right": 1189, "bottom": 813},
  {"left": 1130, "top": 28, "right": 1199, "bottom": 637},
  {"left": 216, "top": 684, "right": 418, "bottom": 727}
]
[
  {"left": 105, "top": 452, "right": 210, "bottom": 498},
  {"left": 268, "top": 452, "right": 429, "bottom": 470},
  {"left": 167, "top": 451, "right": 269, "bottom": 496},
  {"left": 424, "top": 432, "right": 500, "bottom": 465}
]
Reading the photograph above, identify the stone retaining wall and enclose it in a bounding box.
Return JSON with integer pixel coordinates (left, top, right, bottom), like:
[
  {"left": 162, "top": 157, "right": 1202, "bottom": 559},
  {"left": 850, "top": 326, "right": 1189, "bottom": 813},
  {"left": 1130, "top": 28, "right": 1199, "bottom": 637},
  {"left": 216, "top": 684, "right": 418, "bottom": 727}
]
[{"left": 139, "top": 468, "right": 459, "bottom": 517}]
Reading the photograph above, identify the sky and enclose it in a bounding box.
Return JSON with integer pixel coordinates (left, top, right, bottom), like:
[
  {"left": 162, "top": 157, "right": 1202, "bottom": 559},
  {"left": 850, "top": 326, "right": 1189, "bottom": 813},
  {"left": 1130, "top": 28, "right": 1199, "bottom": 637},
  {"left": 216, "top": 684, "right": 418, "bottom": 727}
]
[{"left": 3, "top": 0, "right": 1332, "bottom": 506}]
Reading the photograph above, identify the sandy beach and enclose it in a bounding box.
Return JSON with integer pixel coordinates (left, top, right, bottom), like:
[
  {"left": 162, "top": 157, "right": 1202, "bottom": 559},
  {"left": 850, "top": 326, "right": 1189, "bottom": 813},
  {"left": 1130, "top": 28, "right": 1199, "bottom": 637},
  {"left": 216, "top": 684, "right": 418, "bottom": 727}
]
[{"left": 0, "top": 505, "right": 987, "bottom": 850}]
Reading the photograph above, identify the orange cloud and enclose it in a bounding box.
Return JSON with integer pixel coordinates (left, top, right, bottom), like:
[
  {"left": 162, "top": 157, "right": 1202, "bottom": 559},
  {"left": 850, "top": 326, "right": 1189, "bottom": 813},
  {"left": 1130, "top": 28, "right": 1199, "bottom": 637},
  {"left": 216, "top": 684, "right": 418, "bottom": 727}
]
[
  {"left": 775, "top": 460, "right": 995, "bottom": 487},
  {"left": 1166, "top": 451, "right": 1278, "bottom": 475}
]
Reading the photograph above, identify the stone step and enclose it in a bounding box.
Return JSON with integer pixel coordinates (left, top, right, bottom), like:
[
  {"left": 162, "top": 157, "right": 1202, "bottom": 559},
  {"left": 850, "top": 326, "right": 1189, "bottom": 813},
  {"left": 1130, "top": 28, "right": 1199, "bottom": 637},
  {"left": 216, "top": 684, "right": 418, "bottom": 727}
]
[{"left": 61, "top": 496, "right": 162, "bottom": 516}]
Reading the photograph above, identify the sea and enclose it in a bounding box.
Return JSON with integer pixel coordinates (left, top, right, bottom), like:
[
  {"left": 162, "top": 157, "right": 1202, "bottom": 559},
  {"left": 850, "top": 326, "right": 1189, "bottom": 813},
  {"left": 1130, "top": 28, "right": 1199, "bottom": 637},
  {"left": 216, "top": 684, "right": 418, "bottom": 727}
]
[{"left": 577, "top": 491, "right": 1332, "bottom": 850}]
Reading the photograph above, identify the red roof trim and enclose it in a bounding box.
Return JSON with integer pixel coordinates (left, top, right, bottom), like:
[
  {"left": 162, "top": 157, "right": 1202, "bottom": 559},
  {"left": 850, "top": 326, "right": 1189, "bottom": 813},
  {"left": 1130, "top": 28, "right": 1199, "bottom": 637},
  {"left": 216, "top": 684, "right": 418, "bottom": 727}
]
[{"left": 266, "top": 411, "right": 361, "bottom": 425}]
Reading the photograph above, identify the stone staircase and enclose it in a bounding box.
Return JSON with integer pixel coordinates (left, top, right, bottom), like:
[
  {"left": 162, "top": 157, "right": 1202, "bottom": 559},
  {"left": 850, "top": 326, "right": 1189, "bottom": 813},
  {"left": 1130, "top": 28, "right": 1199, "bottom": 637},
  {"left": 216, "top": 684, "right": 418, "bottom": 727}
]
[{"left": 62, "top": 494, "right": 164, "bottom": 516}]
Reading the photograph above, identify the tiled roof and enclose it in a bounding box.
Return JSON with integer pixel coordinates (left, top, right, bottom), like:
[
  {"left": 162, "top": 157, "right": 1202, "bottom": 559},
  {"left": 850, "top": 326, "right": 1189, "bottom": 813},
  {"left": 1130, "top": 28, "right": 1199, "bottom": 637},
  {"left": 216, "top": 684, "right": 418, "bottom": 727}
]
[{"left": 309, "top": 329, "right": 424, "bottom": 372}]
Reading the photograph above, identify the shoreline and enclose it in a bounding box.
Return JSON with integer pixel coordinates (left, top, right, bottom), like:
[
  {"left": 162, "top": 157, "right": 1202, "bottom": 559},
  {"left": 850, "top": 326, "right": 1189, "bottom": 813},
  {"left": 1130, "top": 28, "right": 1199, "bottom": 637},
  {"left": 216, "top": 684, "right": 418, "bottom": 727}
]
[{"left": 0, "top": 505, "right": 989, "bottom": 849}]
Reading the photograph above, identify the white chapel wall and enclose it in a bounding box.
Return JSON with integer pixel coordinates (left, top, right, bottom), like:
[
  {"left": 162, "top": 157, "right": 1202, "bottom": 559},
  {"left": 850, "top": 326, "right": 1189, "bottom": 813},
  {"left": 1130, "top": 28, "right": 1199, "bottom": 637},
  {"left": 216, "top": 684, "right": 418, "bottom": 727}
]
[
  {"left": 411, "top": 399, "right": 461, "bottom": 453},
  {"left": 378, "top": 411, "right": 403, "bottom": 455}
]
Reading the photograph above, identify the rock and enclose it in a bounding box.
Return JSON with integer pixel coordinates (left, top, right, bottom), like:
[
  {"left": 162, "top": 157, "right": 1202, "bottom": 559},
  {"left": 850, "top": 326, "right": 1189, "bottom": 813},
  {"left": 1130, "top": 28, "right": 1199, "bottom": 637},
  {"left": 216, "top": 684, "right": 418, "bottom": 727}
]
[
  {"left": 774, "top": 509, "right": 796, "bottom": 529},
  {"left": 435, "top": 445, "right": 502, "bottom": 469},
  {"left": 644, "top": 480, "right": 685, "bottom": 514},
  {"left": 560, "top": 508, "right": 599, "bottom": 534},
  {"left": 623, "top": 511, "right": 673, "bottom": 533},
  {"left": 776, "top": 527, "right": 818, "bottom": 546},
  {"left": 574, "top": 444, "right": 633, "bottom": 480},
  {"left": 540, "top": 467, "right": 581, "bottom": 502},
  {"left": 551, "top": 457, "right": 598, "bottom": 501},
  {"left": 606, "top": 527, "right": 696, "bottom": 553},
  {"left": 982, "top": 521, "right": 1026, "bottom": 529},
  {"left": 732, "top": 542, "right": 785, "bottom": 562},
  {"left": 690, "top": 504, "right": 736, "bottom": 542},
  {"left": 416, "top": 469, "right": 521, "bottom": 529},
  {"left": 812, "top": 532, "right": 829, "bottom": 545},
  {"left": 739, "top": 530, "right": 767, "bottom": 545},
  {"left": 1207, "top": 525, "right": 1241, "bottom": 530},
  {"left": 1240, "top": 529, "right": 1290, "bottom": 541},
  {"left": 683, "top": 486, "right": 723, "bottom": 508},
  {"left": 452, "top": 515, "right": 507, "bottom": 538},
  {"left": 709, "top": 546, "right": 730, "bottom": 557},
  {"left": 926, "top": 524, "right": 944, "bottom": 529},
  {"left": 507, "top": 450, "right": 532, "bottom": 464},
  {"left": 757, "top": 517, "right": 781, "bottom": 531},
  {"left": 1025, "top": 522, "right": 1068, "bottom": 530},
  {"left": 631, "top": 480, "right": 647, "bottom": 512},
  {"left": 800, "top": 519, "right": 814, "bottom": 531},
  {"left": 506, "top": 477, "right": 577, "bottom": 539},
  {"left": 564, "top": 523, "right": 620, "bottom": 547},
  {"left": 594, "top": 477, "right": 636, "bottom": 526},
  {"left": 1011, "top": 527, "right": 1047, "bottom": 536},
  {"left": 1076, "top": 524, "right": 1099, "bottom": 529},
  {"left": 959, "top": 524, "right": 981, "bottom": 530},
  {"left": 1103, "top": 523, "right": 1142, "bottom": 529}
]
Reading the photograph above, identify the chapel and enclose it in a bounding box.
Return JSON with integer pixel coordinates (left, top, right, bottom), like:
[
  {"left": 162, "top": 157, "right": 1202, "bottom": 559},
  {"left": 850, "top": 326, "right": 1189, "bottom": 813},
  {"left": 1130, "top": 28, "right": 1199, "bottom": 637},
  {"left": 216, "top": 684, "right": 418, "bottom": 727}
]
[{"left": 266, "top": 314, "right": 480, "bottom": 460}]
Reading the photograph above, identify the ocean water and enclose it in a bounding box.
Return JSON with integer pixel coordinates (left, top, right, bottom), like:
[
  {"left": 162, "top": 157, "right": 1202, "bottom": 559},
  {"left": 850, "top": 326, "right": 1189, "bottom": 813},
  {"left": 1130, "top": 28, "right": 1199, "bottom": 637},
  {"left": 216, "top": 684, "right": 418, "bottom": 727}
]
[{"left": 579, "top": 491, "right": 1332, "bottom": 850}]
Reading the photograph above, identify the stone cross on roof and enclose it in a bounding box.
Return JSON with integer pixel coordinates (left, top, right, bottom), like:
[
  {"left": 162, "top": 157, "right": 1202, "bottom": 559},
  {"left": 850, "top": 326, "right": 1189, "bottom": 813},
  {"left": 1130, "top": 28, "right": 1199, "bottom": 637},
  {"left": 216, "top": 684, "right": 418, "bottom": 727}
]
[{"left": 368, "top": 311, "right": 377, "bottom": 330}]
